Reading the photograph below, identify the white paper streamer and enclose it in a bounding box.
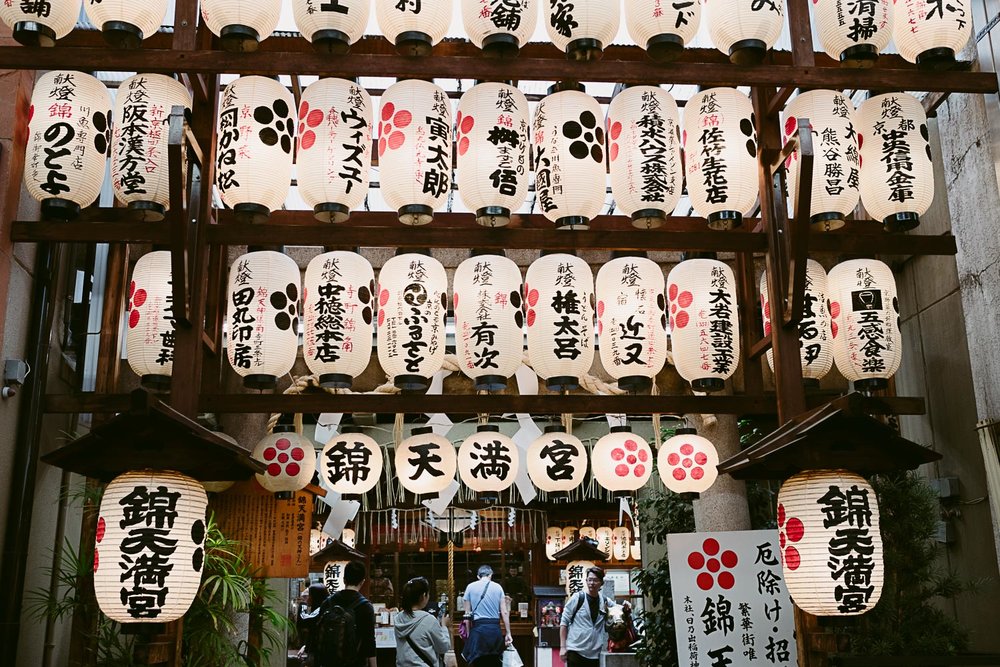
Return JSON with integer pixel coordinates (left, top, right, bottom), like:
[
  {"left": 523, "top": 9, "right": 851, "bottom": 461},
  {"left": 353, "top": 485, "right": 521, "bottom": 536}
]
[
  {"left": 314, "top": 413, "right": 343, "bottom": 445},
  {"left": 422, "top": 479, "right": 461, "bottom": 515},
  {"left": 511, "top": 364, "right": 541, "bottom": 504},
  {"left": 470, "top": 510, "right": 479, "bottom": 531},
  {"left": 321, "top": 490, "right": 361, "bottom": 539},
  {"left": 507, "top": 507, "right": 517, "bottom": 527},
  {"left": 424, "top": 369, "right": 454, "bottom": 436},
  {"left": 618, "top": 496, "right": 635, "bottom": 527},
  {"left": 606, "top": 414, "right": 628, "bottom": 429},
  {"left": 391, "top": 508, "right": 399, "bottom": 529}
]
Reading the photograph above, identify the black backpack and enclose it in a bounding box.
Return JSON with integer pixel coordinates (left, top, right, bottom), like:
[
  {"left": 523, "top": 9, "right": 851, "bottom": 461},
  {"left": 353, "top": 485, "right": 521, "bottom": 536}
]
[{"left": 316, "top": 594, "right": 366, "bottom": 665}]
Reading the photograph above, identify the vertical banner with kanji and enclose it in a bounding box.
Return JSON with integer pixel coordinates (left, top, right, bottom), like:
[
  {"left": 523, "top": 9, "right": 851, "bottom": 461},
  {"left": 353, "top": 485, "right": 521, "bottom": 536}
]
[{"left": 667, "top": 530, "right": 798, "bottom": 667}]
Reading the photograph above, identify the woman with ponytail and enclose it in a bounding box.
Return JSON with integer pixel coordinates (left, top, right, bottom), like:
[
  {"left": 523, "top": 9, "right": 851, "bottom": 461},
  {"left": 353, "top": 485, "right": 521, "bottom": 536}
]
[{"left": 394, "top": 576, "right": 452, "bottom": 666}]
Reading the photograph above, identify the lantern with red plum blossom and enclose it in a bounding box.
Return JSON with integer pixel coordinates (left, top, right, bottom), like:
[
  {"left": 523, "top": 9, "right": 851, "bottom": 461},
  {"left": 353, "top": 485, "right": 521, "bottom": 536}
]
[
  {"left": 126, "top": 251, "right": 175, "bottom": 391},
  {"left": 252, "top": 427, "right": 317, "bottom": 496},
  {"left": 297, "top": 78, "right": 372, "bottom": 223},
  {"left": 657, "top": 428, "right": 720, "bottom": 497},
  {"left": 777, "top": 470, "right": 884, "bottom": 616},
  {"left": 591, "top": 426, "right": 653, "bottom": 494}
]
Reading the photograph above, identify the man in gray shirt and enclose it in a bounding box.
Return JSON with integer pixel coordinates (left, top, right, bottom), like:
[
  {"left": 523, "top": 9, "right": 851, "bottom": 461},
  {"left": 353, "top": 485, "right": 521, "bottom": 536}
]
[{"left": 559, "top": 566, "right": 611, "bottom": 667}]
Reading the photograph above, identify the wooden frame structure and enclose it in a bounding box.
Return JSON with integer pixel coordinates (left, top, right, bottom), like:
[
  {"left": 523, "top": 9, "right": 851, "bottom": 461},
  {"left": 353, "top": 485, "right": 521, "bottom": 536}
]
[{"left": 0, "top": 1, "right": 996, "bottom": 665}]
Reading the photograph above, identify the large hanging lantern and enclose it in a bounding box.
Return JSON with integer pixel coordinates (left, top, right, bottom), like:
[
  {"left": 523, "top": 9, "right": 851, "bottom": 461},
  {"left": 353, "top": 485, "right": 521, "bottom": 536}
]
[
  {"left": 526, "top": 426, "right": 588, "bottom": 493},
  {"left": 201, "top": 0, "right": 281, "bottom": 52},
  {"left": 524, "top": 253, "right": 595, "bottom": 391},
  {"left": 777, "top": 470, "right": 883, "bottom": 616},
  {"left": 591, "top": 426, "right": 653, "bottom": 494},
  {"left": 783, "top": 90, "right": 860, "bottom": 231},
  {"left": 377, "top": 252, "right": 448, "bottom": 392},
  {"left": 544, "top": 0, "right": 619, "bottom": 61},
  {"left": 216, "top": 76, "right": 295, "bottom": 222},
  {"left": 596, "top": 255, "right": 668, "bottom": 392},
  {"left": 453, "top": 253, "right": 524, "bottom": 391},
  {"left": 293, "top": 0, "right": 370, "bottom": 54},
  {"left": 320, "top": 426, "right": 384, "bottom": 496},
  {"left": 667, "top": 257, "right": 741, "bottom": 392},
  {"left": 625, "top": 0, "right": 701, "bottom": 62},
  {"left": 565, "top": 560, "right": 596, "bottom": 595},
  {"left": 893, "top": 0, "right": 972, "bottom": 70},
  {"left": 463, "top": 0, "right": 538, "bottom": 57},
  {"left": 297, "top": 78, "right": 372, "bottom": 223},
  {"left": 225, "top": 250, "right": 300, "bottom": 390},
  {"left": 607, "top": 86, "right": 683, "bottom": 229},
  {"left": 683, "top": 88, "right": 758, "bottom": 230},
  {"left": 857, "top": 93, "right": 934, "bottom": 232},
  {"left": 455, "top": 83, "right": 531, "bottom": 228},
  {"left": 657, "top": 428, "right": 719, "bottom": 497},
  {"left": 24, "top": 71, "right": 111, "bottom": 221},
  {"left": 705, "top": 0, "right": 785, "bottom": 65},
  {"left": 533, "top": 84, "right": 607, "bottom": 230},
  {"left": 760, "top": 259, "right": 834, "bottom": 384},
  {"left": 378, "top": 80, "right": 453, "bottom": 226},
  {"left": 458, "top": 425, "right": 519, "bottom": 493},
  {"left": 95, "top": 471, "right": 207, "bottom": 623},
  {"left": 375, "top": 0, "right": 452, "bottom": 56},
  {"left": 612, "top": 527, "right": 631, "bottom": 561},
  {"left": 125, "top": 251, "right": 176, "bottom": 391},
  {"left": 828, "top": 259, "right": 902, "bottom": 392},
  {"left": 814, "top": 0, "right": 893, "bottom": 67},
  {"left": 83, "top": 0, "right": 169, "bottom": 48},
  {"left": 111, "top": 74, "right": 192, "bottom": 221},
  {"left": 596, "top": 526, "right": 613, "bottom": 555},
  {"left": 252, "top": 427, "right": 318, "bottom": 496},
  {"left": 0, "top": 0, "right": 80, "bottom": 47},
  {"left": 395, "top": 427, "right": 458, "bottom": 496},
  {"left": 303, "top": 251, "right": 375, "bottom": 389},
  {"left": 546, "top": 526, "right": 564, "bottom": 560}
]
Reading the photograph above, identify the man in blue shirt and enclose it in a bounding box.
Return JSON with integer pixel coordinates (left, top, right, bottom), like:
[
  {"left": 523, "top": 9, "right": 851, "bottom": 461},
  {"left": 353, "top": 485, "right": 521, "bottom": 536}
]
[
  {"left": 560, "top": 566, "right": 610, "bottom": 667},
  {"left": 461, "top": 565, "right": 513, "bottom": 667}
]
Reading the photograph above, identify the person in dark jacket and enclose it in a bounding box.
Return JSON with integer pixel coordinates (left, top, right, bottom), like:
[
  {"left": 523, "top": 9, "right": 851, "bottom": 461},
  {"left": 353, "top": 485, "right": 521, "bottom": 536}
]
[
  {"left": 296, "top": 584, "right": 329, "bottom": 666},
  {"left": 313, "top": 560, "right": 377, "bottom": 667},
  {"left": 394, "top": 577, "right": 451, "bottom": 667}
]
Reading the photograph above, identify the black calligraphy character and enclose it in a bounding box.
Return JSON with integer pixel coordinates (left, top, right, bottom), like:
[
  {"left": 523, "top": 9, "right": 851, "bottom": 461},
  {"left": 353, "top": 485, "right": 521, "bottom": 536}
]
[
  {"left": 470, "top": 439, "right": 512, "bottom": 480},
  {"left": 756, "top": 569, "right": 782, "bottom": 596},
  {"left": 817, "top": 484, "right": 873, "bottom": 528},
  {"left": 701, "top": 595, "right": 735, "bottom": 636},
  {"left": 549, "top": 1, "right": 578, "bottom": 38},
  {"left": 320, "top": 0, "right": 350, "bottom": 13},
  {"left": 406, "top": 442, "right": 445, "bottom": 481},
  {"left": 539, "top": 439, "right": 578, "bottom": 481},
  {"left": 395, "top": 0, "right": 422, "bottom": 13},
  {"left": 707, "top": 645, "right": 735, "bottom": 667},
  {"left": 20, "top": 1, "right": 51, "bottom": 18},
  {"left": 765, "top": 636, "right": 791, "bottom": 663},
  {"left": 324, "top": 439, "right": 374, "bottom": 486}
]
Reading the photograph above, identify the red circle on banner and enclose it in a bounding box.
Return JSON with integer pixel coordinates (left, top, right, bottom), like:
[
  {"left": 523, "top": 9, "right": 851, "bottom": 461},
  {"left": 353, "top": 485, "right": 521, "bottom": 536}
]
[
  {"left": 706, "top": 558, "right": 721, "bottom": 573},
  {"left": 703, "top": 538, "right": 720, "bottom": 555},
  {"left": 682, "top": 458, "right": 693, "bottom": 468},
  {"left": 299, "top": 101, "right": 309, "bottom": 119},
  {"left": 610, "top": 143, "right": 619, "bottom": 162},
  {"left": 688, "top": 552, "right": 705, "bottom": 569},
  {"left": 611, "top": 448, "right": 625, "bottom": 461},
  {"left": 267, "top": 463, "right": 282, "bottom": 477},
  {"left": 668, "top": 284, "right": 678, "bottom": 300},
  {"left": 128, "top": 310, "right": 140, "bottom": 329},
  {"left": 301, "top": 131, "right": 316, "bottom": 150},
  {"left": 830, "top": 301, "right": 841, "bottom": 318},
  {"left": 291, "top": 447, "right": 305, "bottom": 461},
  {"left": 697, "top": 573, "right": 714, "bottom": 590},
  {"left": 461, "top": 115, "right": 475, "bottom": 134},
  {"left": 718, "top": 572, "right": 735, "bottom": 589},
  {"left": 133, "top": 289, "right": 147, "bottom": 307},
  {"left": 388, "top": 131, "right": 405, "bottom": 150},
  {"left": 527, "top": 289, "right": 539, "bottom": 307},
  {"left": 93, "top": 549, "right": 99, "bottom": 573},
  {"left": 624, "top": 439, "right": 638, "bottom": 452},
  {"left": 276, "top": 438, "right": 291, "bottom": 450},
  {"left": 695, "top": 452, "right": 708, "bottom": 465},
  {"left": 721, "top": 550, "right": 738, "bottom": 568},
  {"left": 380, "top": 289, "right": 390, "bottom": 306},
  {"left": 692, "top": 467, "right": 704, "bottom": 479},
  {"left": 286, "top": 462, "right": 300, "bottom": 477},
  {"left": 637, "top": 449, "right": 649, "bottom": 462},
  {"left": 633, "top": 464, "right": 646, "bottom": 477},
  {"left": 459, "top": 136, "right": 470, "bottom": 155},
  {"left": 307, "top": 109, "right": 324, "bottom": 128},
  {"left": 777, "top": 503, "right": 786, "bottom": 526},
  {"left": 278, "top": 452, "right": 289, "bottom": 464},
  {"left": 626, "top": 455, "right": 637, "bottom": 465},
  {"left": 263, "top": 447, "right": 276, "bottom": 461},
  {"left": 526, "top": 309, "right": 535, "bottom": 327}
]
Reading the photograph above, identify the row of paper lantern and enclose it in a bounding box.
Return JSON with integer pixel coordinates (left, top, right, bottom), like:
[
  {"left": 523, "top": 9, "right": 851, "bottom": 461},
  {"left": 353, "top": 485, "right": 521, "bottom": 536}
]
[
  {"left": 2, "top": 0, "right": 971, "bottom": 70},
  {"left": 547, "top": 526, "right": 639, "bottom": 562},
  {"left": 250, "top": 423, "right": 720, "bottom": 499},
  {"left": 23, "top": 71, "right": 936, "bottom": 236}
]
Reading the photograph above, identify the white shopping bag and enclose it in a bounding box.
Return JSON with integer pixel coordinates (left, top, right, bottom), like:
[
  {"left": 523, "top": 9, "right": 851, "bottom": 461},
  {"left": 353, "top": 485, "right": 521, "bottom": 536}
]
[{"left": 502, "top": 646, "right": 524, "bottom": 667}]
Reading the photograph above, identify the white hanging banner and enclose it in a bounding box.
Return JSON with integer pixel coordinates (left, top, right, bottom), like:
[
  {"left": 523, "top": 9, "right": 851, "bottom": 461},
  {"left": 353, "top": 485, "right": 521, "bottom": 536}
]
[
  {"left": 314, "top": 413, "right": 343, "bottom": 445},
  {"left": 424, "top": 369, "right": 454, "bottom": 436},
  {"left": 618, "top": 497, "right": 636, "bottom": 527},
  {"left": 422, "top": 479, "right": 461, "bottom": 515},
  {"left": 511, "top": 364, "right": 541, "bottom": 504},
  {"left": 321, "top": 490, "right": 361, "bottom": 539},
  {"left": 606, "top": 414, "right": 628, "bottom": 429}
]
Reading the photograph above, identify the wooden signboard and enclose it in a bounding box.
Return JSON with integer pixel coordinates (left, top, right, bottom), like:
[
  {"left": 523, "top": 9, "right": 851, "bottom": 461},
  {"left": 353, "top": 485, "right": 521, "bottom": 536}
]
[{"left": 211, "top": 479, "right": 312, "bottom": 578}]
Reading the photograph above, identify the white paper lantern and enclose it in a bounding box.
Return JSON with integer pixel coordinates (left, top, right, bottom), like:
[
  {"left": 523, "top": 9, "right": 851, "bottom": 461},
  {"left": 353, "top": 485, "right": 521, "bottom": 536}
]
[
  {"left": 253, "top": 428, "right": 318, "bottom": 495},
  {"left": 565, "top": 560, "right": 595, "bottom": 595},
  {"left": 546, "top": 526, "right": 564, "bottom": 560},
  {"left": 533, "top": 85, "right": 607, "bottom": 230},
  {"left": 857, "top": 93, "right": 934, "bottom": 232},
  {"left": 828, "top": 259, "right": 902, "bottom": 391},
  {"left": 777, "top": 470, "right": 883, "bottom": 616},
  {"left": 24, "top": 71, "right": 111, "bottom": 220},
  {"left": 562, "top": 525, "right": 579, "bottom": 544},
  {"left": 297, "top": 79, "right": 372, "bottom": 223},
  {"left": 595, "top": 526, "right": 613, "bottom": 555},
  {"left": 579, "top": 526, "right": 597, "bottom": 542},
  {"left": 683, "top": 88, "right": 758, "bottom": 230},
  {"left": 378, "top": 80, "right": 453, "bottom": 225},
  {"left": 782, "top": 90, "right": 860, "bottom": 231},
  {"left": 293, "top": 0, "right": 370, "bottom": 53},
  {"left": 893, "top": 0, "right": 971, "bottom": 69},
  {"left": 630, "top": 540, "right": 641, "bottom": 561},
  {"left": 657, "top": 428, "right": 719, "bottom": 496},
  {"left": 111, "top": 74, "right": 192, "bottom": 220},
  {"left": 376, "top": 0, "right": 452, "bottom": 55},
  {"left": 453, "top": 253, "right": 524, "bottom": 390},
  {"left": 303, "top": 251, "right": 375, "bottom": 388},
  {"left": 591, "top": 427, "right": 653, "bottom": 494},
  {"left": 456, "top": 83, "right": 531, "bottom": 227},
  {"left": 95, "top": 471, "right": 207, "bottom": 623},
  {"left": 667, "top": 258, "right": 741, "bottom": 392},
  {"left": 544, "top": 0, "right": 619, "bottom": 61},
  {"left": 705, "top": 0, "right": 785, "bottom": 64},
  {"left": 310, "top": 528, "right": 333, "bottom": 554},
  {"left": 201, "top": 0, "right": 281, "bottom": 51},
  {"left": 814, "top": 0, "right": 893, "bottom": 67},
  {"left": 625, "top": 0, "right": 701, "bottom": 62},
  {"left": 608, "top": 86, "right": 683, "bottom": 229},
  {"left": 225, "top": 250, "right": 300, "bottom": 389},
  {"left": 320, "top": 426, "right": 385, "bottom": 496},
  {"left": 395, "top": 426, "right": 458, "bottom": 496},
  {"left": 526, "top": 426, "right": 588, "bottom": 493},
  {"left": 377, "top": 252, "right": 448, "bottom": 391},
  {"left": 463, "top": 0, "right": 538, "bottom": 56},
  {"left": 0, "top": 0, "right": 80, "bottom": 46},
  {"left": 760, "top": 259, "right": 834, "bottom": 383},
  {"left": 84, "top": 0, "right": 169, "bottom": 48},
  {"left": 216, "top": 76, "right": 295, "bottom": 221},
  {"left": 324, "top": 560, "right": 350, "bottom": 593},
  {"left": 126, "top": 251, "right": 175, "bottom": 390},
  {"left": 596, "top": 255, "right": 668, "bottom": 391},
  {"left": 341, "top": 527, "right": 356, "bottom": 548},
  {"left": 524, "top": 253, "right": 595, "bottom": 391},
  {"left": 458, "top": 425, "right": 519, "bottom": 493},
  {"left": 612, "top": 526, "right": 631, "bottom": 561}
]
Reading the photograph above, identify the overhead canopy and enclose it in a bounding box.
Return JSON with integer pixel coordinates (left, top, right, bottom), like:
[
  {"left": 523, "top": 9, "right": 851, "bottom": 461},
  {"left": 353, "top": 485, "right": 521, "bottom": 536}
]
[
  {"left": 311, "top": 539, "right": 366, "bottom": 568},
  {"left": 718, "top": 393, "right": 942, "bottom": 480},
  {"left": 552, "top": 537, "right": 610, "bottom": 563},
  {"left": 41, "top": 389, "right": 264, "bottom": 482}
]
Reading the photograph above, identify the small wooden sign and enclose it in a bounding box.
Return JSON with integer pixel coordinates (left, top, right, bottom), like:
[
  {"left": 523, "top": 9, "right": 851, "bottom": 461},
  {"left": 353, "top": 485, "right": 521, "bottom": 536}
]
[{"left": 211, "top": 479, "right": 312, "bottom": 578}]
